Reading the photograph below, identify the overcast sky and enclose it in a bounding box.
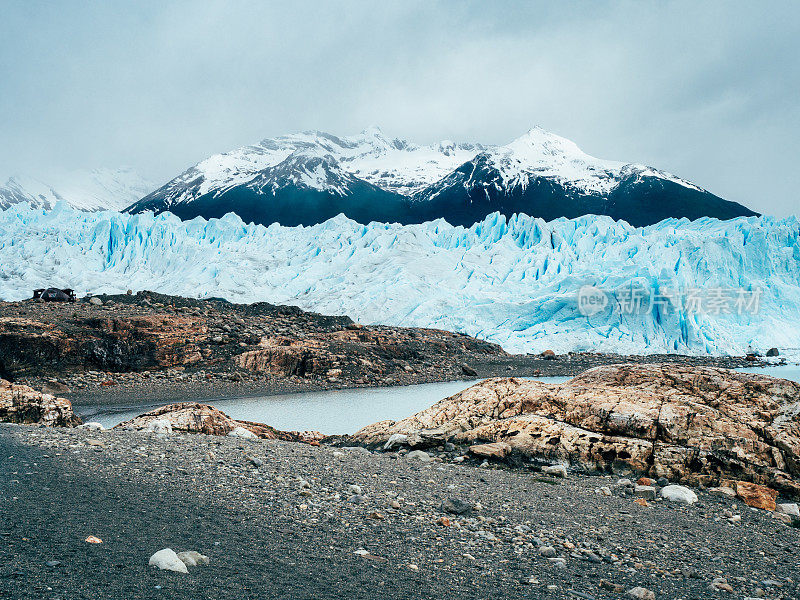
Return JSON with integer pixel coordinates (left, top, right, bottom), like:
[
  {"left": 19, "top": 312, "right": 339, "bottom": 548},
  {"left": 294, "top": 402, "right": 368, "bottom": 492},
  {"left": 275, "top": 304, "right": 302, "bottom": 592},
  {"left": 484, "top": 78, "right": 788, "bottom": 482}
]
[{"left": 1, "top": 1, "right": 798, "bottom": 216}]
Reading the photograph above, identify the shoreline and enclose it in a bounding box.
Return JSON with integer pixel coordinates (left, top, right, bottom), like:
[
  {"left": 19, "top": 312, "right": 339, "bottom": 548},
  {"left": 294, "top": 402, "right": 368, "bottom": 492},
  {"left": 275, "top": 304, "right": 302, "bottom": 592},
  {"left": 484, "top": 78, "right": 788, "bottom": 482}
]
[{"left": 59, "top": 352, "right": 755, "bottom": 410}]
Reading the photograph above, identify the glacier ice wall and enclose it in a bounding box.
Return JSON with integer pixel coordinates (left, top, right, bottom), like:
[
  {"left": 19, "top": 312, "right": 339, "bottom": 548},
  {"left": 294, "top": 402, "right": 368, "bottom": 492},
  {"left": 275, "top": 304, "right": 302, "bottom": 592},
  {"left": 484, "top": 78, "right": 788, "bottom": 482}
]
[{"left": 1, "top": 202, "right": 798, "bottom": 355}]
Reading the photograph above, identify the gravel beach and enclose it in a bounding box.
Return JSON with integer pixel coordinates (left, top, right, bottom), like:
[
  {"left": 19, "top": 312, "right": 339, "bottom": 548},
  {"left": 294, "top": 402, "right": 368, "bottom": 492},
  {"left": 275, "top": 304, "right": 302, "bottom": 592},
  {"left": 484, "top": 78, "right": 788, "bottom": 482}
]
[{"left": 1, "top": 424, "right": 798, "bottom": 600}]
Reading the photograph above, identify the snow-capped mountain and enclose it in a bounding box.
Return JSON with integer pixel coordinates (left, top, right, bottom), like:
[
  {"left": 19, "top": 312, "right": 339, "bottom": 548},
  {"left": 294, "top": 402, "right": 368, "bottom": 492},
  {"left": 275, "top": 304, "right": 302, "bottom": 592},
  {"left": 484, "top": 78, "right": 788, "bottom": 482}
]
[
  {"left": 128, "top": 128, "right": 482, "bottom": 225},
  {"left": 0, "top": 168, "right": 155, "bottom": 212},
  {"left": 1, "top": 203, "right": 797, "bottom": 357},
  {"left": 127, "top": 127, "right": 757, "bottom": 227},
  {"left": 409, "top": 129, "right": 757, "bottom": 226}
]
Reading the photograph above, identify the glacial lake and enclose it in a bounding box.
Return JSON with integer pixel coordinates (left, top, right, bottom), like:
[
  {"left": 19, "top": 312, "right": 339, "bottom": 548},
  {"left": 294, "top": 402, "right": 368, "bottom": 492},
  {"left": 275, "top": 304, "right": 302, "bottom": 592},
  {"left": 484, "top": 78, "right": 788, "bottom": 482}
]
[
  {"left": 76, "top": 365, "right": 800, "bottom": 436},
  {"left": 77, "top": 377, "right": 570, "bottom": 435}
]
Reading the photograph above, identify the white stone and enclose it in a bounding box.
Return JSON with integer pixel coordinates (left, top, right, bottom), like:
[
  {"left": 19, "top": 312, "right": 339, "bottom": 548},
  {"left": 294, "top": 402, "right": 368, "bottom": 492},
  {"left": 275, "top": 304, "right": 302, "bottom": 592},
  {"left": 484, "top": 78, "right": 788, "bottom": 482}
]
[
  {"left": 149, "top": 548, "right": 188, "bottom": 573},
  {"left": 542, "top": 464, "right": 568, "bottom": 478},
  {"left": 176, "top": 550, "right": 210, "bottom": 567},
  {"left": 627, "top": 587, "right": 655, "bottom": 600},
  {"left": 145, "top": 419, "right": 172, "bottom": 435},
  {"left": 79, "top": 422, "right": 105, "bottom": 431},
  {"left": 776, "top": 503, "right": 799, "bottom": 518},
  {"left": 406, "top": 450, "right": 431, "bottom": 462},
  {"left": 227, "top": 426, "right": 257, "bottom": 439},
  {"left": 384, "top": 433, "right": 408, "bottom": 450},
  {"left": 660, "top": 485, "right": 698, "bottom": 505}
]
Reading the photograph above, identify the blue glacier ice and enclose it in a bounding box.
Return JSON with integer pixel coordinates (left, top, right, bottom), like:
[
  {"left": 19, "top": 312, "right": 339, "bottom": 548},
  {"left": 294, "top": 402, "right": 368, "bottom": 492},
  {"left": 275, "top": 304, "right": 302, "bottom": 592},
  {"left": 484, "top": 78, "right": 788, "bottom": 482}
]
[{"left": 0, "top": 202, "right": 798, "bottom": 356}]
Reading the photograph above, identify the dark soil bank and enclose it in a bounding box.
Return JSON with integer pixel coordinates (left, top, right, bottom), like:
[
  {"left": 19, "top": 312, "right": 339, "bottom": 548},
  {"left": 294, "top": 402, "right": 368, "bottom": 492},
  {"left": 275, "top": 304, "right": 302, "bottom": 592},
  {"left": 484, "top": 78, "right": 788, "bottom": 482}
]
[{"left": 1, "top": 425, "right": 797, "bottom": 600}]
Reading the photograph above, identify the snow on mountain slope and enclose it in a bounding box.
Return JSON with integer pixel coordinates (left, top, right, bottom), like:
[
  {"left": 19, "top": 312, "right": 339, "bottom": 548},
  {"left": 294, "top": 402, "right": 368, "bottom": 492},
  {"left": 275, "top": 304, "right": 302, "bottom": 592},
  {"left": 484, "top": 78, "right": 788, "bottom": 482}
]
[
  {"left": 409, "top": 128, "right": 756, "bottom": 227},
  {"left": 1, "top": 203, "right": 797, "bottom": 356},
  {"left": 484, "top": 127, "right": 703, "bottom": 196},
  {"left": 128, "top": 126, "right": 756, "bottom": 228},
  {"left": 51, "top": 167, "right": 155, "bottom": 211},
  {"left": 342, "top": 127, "right": 483, "bottom": 194},
  {"left": 0, "top": 176, "right": 60, "bottom": 210},
  {"left": 138, "top": 127, "right": 482, "bottom": 211},
  {"left": 0, "top": 168, "right": 154, "bottom": 212}
]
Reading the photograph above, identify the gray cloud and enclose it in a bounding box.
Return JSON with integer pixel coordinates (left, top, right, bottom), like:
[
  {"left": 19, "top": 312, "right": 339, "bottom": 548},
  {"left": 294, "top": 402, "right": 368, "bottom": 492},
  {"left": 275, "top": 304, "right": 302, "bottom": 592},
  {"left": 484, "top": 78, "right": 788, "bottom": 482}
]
[{"left": 1, "top": 0, "right": 798, "bottom": 216}]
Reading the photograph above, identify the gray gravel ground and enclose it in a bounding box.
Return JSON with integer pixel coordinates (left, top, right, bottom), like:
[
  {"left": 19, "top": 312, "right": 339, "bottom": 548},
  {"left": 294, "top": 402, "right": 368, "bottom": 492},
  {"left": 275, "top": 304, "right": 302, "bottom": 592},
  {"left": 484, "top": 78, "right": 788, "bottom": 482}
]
[{"left": 1, "top": 424, "right": 798, "bottom": 600}]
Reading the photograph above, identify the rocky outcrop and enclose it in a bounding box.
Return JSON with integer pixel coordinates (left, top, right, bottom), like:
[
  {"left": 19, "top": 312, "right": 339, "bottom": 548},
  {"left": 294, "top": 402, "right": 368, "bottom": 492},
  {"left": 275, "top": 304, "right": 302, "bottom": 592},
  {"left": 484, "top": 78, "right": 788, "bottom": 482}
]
[
  {"left": 0, "top": 313, "right": 205, "bottom": 377},
  {"left": 234, "top": 339, "right": 322, "bottom": 377},
  {"left": 234, "top": 327, "right": 500, "bottom": 379},
  {"left": 115, "top": 402, "right": 323, "bottom": 445},
  {"left": 0, "top": 292, "right": 503, "bottom": 388},
  {"left": 0, "top": 379, "right": 81, "bottom": 427},
  {"left": 353, "top": 364, "right": 800, "bottom": 495}
]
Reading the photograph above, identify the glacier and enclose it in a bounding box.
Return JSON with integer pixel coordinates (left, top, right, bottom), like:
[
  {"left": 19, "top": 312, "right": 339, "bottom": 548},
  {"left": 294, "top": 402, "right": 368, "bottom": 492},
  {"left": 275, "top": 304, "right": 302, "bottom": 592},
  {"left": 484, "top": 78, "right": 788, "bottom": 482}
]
[{"left": 1, "top": 202, "right": 798, "bottom": 356}]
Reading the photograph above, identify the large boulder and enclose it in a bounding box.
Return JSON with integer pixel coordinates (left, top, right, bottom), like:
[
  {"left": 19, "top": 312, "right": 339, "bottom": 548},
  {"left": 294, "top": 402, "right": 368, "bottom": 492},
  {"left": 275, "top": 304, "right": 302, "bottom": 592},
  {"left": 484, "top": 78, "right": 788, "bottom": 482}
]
[
  {"left": 352, "top": 364, "right": 800, "bottom": 495},
  {"left": 0, "top": 379, "right": 82, "bottom": 427},
  {"left": 115, "top": 402, "right": 322, "bottom": 444}
]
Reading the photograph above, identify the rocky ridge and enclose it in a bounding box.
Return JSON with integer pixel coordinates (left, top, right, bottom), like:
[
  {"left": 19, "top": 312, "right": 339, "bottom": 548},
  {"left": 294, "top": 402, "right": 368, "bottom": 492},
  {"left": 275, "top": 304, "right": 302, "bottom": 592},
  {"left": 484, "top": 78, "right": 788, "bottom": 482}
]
[
  {"left": 0, "top": 291, "right": 502, "bottom": 396},
  {"left": 352, "top": 364, "right": 800, "bottom": 496}
]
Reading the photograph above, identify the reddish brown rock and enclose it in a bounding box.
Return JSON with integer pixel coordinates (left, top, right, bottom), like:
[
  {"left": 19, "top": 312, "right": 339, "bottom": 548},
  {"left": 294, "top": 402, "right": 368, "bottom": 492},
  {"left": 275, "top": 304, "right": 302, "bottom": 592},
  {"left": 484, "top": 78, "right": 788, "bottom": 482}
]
[
  {"left": 234, "top": 339, "right": 324, "bottom": 377},
  {"left": 0, "top": 379, "right": 81, "bottom": 427},
  {"left": 115, "top": 402, "right": 322, "bottom": 444},
  {"left": 734, "top": 481, "right": 779, "bottom": 511},
  {"left": 353, "top": 364, "right": 800, "bottom": 494},
  {"left": 0, "top": 314, "right": 205, "bottom": 377},
  {"left": 637, "top": 477, "right": 654, "bottom": 486}
]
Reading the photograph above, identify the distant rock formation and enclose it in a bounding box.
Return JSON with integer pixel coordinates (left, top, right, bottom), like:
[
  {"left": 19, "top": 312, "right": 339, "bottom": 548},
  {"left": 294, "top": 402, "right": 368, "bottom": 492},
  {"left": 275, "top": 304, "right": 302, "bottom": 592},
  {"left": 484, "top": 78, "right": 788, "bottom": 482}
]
[
  {"left": 234, "top": 328, "right": 501, "bottom": 379},
  {"left": 353, "top": 364, "right": 800, "bottom": 496},
  {"left": 0, "top": 379, "right": 82, "bottom": 427},
  {"left": 0, "top": 292, "right": 502, "bottom": 385}
]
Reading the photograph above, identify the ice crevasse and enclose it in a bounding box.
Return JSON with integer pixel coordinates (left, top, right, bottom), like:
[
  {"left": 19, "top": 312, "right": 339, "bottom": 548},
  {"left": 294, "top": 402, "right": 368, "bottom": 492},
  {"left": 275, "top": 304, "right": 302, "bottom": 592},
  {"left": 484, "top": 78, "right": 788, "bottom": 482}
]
[{"left": 0, "top": 202, "right": 798, "bottom": 356}]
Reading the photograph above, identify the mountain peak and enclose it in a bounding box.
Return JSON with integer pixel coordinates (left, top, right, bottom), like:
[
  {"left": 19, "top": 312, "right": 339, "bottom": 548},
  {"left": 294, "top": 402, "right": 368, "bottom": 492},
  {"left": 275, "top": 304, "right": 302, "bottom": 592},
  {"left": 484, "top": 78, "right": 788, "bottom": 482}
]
[
  {"left": 361, "top": 125, "right": 385, "bottom": 137},
  {"left": 507, "top": 127, "right": 587, "bottom": 158},
  {"left": 125, "top": 126, "right": 756, "bottom": 228}
]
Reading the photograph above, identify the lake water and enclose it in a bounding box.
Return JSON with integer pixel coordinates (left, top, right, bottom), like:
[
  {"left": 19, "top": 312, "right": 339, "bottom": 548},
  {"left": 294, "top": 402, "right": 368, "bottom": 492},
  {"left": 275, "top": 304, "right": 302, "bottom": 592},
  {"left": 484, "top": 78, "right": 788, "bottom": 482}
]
[
  {"left": 77, "top": 377, "right": 571, "bottom": 434},
  {"left": 77, "top": 364, "right": 800, "bottom": 436},
  {"left": 735, "top": 366, "right": 800, "bottom": 382}
]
